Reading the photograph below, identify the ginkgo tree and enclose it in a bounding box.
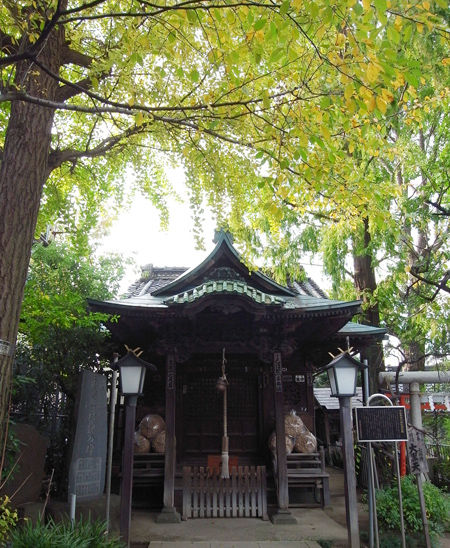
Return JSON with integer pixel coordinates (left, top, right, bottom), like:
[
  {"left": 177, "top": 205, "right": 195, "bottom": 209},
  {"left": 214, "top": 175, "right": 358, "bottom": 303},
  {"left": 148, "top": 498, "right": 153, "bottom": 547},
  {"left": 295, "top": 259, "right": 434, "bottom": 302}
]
[
  {"left": 0, "top": 0, "right": 447, "bottom": 451},
  {"left": 219, "top": 103, "right": 449, "bottom": 389},
  {"left": 206, "top": 14, "right": 449, "bottom": 390}
]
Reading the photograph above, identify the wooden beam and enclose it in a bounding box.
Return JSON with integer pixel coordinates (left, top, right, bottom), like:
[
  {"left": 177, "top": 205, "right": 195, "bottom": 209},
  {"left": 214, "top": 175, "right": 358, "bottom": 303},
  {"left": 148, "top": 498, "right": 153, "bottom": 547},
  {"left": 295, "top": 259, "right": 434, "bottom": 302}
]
[
  {"left": 157, "top": 352, "right": 181, "bottom": 523},
  {"left": 271, "top": 352, "right": 296, "bottom": 524}
]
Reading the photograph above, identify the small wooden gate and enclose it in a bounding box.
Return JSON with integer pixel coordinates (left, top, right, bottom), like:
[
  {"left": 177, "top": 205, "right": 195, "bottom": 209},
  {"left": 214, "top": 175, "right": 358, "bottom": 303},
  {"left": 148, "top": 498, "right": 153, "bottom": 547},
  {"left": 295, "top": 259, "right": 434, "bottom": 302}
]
[{"left": 182, "top": 465, "right": 268, "bottom": 520}]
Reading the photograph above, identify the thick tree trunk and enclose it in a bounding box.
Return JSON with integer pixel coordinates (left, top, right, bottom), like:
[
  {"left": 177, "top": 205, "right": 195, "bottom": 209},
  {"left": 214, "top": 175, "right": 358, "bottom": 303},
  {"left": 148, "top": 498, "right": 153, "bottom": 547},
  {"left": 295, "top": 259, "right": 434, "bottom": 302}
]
[
  {"left": 352, "top": 217, "right": 384, "bottom": 393},
  {"left": 0, "top": 25, "right": 64, "bottom": 459}
]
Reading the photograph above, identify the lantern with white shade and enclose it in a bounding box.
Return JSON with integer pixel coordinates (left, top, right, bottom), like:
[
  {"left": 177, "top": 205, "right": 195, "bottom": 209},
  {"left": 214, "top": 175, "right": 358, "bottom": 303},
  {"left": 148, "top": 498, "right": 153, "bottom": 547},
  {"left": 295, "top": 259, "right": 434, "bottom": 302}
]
[{"left": 323, "top": 352, "right": 362, "bottom": 398}]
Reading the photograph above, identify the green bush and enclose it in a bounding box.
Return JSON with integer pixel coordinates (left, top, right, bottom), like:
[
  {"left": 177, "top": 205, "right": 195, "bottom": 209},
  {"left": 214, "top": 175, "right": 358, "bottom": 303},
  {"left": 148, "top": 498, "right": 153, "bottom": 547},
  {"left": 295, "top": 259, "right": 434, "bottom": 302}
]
[
  {"left": 9, "top": 518, "right": 125, "bottom": 548},
  {"left": 432, "top": 459, "right": 450, "bottom": 489},
  {"left": 377, "top": 531, "right": 421, "bottom": 548},
  {"left": 376, "top": 475, "right": 449, "bottom": 541},
  {"left": 0, "top": 496, "right": 18, "bottom": 545}
]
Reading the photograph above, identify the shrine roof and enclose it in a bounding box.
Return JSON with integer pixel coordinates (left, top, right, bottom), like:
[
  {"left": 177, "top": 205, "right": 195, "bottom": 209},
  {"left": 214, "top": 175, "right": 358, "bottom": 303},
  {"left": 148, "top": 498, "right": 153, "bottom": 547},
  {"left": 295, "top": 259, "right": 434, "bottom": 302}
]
[
  {"left": 89, "top": 230, "right": 363, "bottom": 316},
  {"left": 125, "top": 266, "right": 329, "bottom": 302},
  {"left": 314, "top": 387, "right": 364, "bottom": 410},
  {"left": 337, "top": 322, "right": 387, "bottom": 337},
  {"left": 150, "top": 230, "right": 296, "bottom": 298},
  {"left": 125, "top": 266, "right": 188, "bottom": 297}
]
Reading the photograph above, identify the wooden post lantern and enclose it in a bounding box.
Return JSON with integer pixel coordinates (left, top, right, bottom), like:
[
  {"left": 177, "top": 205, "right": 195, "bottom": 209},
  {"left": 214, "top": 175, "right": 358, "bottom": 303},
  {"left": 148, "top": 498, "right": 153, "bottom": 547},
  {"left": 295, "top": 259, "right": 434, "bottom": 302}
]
[
  {"left": 117, "top": 350, "right": 156, "bottom": 546},
  {"left": 322, "top": 351, "right": 362, "bottom": 547},
  {"left": 323, "top": 353, "right": 362, "bottom": 398},
  {"left": 117, "top": 350, "right": 155, "bottom": 396}
]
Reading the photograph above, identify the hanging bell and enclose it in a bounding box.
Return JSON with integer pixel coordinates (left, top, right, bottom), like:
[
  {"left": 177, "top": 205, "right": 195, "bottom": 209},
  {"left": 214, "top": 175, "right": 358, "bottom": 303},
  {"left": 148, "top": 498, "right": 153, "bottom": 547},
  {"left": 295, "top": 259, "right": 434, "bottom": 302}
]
[{"left": 216, "top": 376, "right": 228, "bottom": 392}]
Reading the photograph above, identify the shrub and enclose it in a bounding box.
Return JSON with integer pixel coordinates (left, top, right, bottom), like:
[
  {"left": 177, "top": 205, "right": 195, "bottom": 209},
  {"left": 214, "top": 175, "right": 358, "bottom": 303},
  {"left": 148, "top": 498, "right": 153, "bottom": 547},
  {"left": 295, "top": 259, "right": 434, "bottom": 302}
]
[
  {"left": 0, "top": 495, "right": 18, "bottom": 545},
  {"left": 8, "top": 518, "right": 125, "bottom": 547},
  {"left": 431, "top": 459, "right": 450, "bottom": 489},
  {"left": 376, "top": 475, "right": 449, "bottom": 541}
]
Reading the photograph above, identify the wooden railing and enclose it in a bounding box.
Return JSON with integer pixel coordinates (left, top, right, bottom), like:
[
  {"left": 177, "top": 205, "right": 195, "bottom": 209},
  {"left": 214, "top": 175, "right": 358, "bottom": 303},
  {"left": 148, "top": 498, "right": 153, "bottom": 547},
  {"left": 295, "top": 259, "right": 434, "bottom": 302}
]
[
  {"left": 132, "top": 453, "right": 165, "bottom": 487},
  {"left": 272, "top": 447, "right": 330, "bottom": 508},
  {"left": 285, "top": 448, "right": 330, "bottom": 508},
  {"left": 182, "top": 465, "right": 268, "bottom": 520}
]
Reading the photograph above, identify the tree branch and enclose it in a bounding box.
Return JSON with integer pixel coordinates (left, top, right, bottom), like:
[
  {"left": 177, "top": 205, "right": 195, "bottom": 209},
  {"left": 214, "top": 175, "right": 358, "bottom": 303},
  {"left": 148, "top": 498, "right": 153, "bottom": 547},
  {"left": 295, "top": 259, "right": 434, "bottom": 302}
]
[
  {"left": 56, "top": 76, "right": 94, "bottom": 102},
  {"left": 47, "top": 124, "right": 147, "bottom": 172},
  {"left": 425, "top": 200, "right": 449, "bottom": 217},
  {"left": 0, "top": 3, "right": 63, "bottom": 67},
  {"left": 0, "top": 89, "right": 253, "bottom": 149},
  {"left": 19, "top": 54, "right": 324, "bottom": 117},
  {"left": 59, "top": 1, "right": 278, "bottom": 24},
  {"left": 1, "top": 81, "right": 322, "bottom": 123},
  {"left": 280, "top": 197, "right": 336, "bottom": 222},
  {"left": 409, "top": 269, "right": 450, "bottom": 296},
  {"left": 61, "top": 45, "right": 92, "bottom": 67},
  {"left": 46, "top": 109, "right": 252, "bottom": 175}
]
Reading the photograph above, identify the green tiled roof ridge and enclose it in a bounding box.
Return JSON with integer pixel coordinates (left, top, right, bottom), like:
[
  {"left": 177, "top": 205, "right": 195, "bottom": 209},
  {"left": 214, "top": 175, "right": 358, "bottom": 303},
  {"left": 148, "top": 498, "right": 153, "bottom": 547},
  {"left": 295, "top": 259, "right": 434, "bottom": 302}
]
[
  {"left": 163, "top": 279, "right": 286, "bottom": 306},
  {"left": 152, "top": 230, "right": 296, "bottom": 298}
]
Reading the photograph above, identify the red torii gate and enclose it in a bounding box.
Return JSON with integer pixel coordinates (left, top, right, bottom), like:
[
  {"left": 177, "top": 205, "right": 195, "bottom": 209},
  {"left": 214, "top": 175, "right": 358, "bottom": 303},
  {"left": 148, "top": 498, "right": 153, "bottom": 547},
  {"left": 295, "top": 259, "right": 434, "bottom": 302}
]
[{"left": 382, "top": 392, "right": 449, "bottom": 476}]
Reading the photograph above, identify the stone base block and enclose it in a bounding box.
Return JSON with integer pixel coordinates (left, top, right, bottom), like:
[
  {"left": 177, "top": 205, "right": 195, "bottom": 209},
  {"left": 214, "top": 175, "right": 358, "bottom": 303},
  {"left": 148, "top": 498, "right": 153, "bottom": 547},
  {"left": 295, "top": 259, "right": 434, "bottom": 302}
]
[
  {"left": 156, "top": 506, "right": 181, "bottom": 523},
  {"left": 270, "top": 509, "right": 297, "bottom": 524}
]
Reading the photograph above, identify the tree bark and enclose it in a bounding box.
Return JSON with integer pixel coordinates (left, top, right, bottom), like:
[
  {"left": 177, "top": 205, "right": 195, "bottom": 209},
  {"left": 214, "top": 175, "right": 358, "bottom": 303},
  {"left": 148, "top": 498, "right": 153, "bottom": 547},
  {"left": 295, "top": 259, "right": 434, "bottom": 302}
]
[
  {"left": 352, "top": 217, "right": 384, "bottom": 392},
  {"left": 0, "top": 21, "right": 65, "bottom": 458}
]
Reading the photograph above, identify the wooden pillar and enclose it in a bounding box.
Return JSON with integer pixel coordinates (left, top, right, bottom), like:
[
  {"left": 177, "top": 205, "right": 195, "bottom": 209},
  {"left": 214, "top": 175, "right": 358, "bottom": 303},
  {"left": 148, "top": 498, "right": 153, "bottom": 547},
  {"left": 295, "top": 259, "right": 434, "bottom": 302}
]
[
  {"left": 119, "top": 395, "right": 137, "bottom": 546},
  {"left": 340, "top": 397, "right": 360, "bottom": 547},
  {"left": 157, "top": 352, "right": 181, "bottom": 522},
  {"left": 324, "top": 411, "right": 332, "bottom": 464},
  {"left": 271, "top": 351, "right": 296, "bottom": 524}
]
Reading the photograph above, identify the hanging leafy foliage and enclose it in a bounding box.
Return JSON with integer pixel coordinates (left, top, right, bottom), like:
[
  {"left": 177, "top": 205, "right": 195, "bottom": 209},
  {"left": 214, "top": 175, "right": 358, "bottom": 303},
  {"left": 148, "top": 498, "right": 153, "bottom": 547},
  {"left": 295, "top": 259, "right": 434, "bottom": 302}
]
[{"left": 0, "top": 0, "right": 448, "bottom": 449}]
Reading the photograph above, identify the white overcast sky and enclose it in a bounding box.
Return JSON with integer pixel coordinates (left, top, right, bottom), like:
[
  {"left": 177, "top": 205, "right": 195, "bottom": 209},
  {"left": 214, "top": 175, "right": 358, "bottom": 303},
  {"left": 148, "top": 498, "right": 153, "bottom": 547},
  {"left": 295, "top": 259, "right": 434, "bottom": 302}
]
[
  {"left": 97, "top": 168, "right": 216, "bottom": 293},
  {"left": 97, "top": 168, "right": 330, "bottom": 295}
]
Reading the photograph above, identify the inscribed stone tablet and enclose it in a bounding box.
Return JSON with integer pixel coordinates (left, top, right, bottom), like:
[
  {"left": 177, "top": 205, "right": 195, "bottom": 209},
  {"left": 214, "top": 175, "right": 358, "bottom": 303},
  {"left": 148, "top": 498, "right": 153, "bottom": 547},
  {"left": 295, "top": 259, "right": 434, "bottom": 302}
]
[{"left": 68, "top": 370, "right": 107, "bottom": 501}]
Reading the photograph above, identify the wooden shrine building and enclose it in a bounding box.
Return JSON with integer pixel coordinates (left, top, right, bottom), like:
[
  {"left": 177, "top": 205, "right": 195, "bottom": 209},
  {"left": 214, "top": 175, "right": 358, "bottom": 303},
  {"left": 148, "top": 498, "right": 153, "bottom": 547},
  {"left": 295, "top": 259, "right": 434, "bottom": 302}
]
[{"left": 89, "top": 231, "right": 386, "bottom": 522}]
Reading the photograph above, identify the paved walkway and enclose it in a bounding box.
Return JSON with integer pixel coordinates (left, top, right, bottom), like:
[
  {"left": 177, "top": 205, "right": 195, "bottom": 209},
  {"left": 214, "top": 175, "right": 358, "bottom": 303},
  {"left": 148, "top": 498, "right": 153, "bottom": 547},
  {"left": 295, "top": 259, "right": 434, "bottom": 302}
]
[
  {"left": 130, "top": 467, "right": 367, "bottom": 547},
  {"left": 147, "top": 542, "right": 321, "bottom": 547},
  {"left": 131, "top": 506, "right": 348, "bottom": 545}
]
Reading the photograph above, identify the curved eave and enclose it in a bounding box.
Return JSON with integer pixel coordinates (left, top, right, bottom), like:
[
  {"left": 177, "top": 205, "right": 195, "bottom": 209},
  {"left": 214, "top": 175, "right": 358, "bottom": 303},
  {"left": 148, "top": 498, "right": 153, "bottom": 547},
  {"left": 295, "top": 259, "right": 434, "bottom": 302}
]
[
  {"left": 336, "top": 321, "right": 388, "bottom": 340},
  {"left": 88, "top": 297, "right": 361, "bottom": 320},
  {"left": 278, "top": 302, "right": 361, "bottom": 319},
  {"left": 152, "top": 231, "right": 296, "bottom": 298},
  {"left": 285, "top": 298, "right": 361, "bottom": 312},
  {"left": 88, "top": 297, "right": 168, "bottom": 314}
]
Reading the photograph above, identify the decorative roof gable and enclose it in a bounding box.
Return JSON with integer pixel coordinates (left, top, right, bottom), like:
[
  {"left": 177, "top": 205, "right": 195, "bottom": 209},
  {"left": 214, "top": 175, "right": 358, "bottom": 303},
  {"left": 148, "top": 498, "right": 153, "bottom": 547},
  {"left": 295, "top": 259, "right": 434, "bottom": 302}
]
[
  {"left": 152, "top": 230, "right": 295, "bottom": 298},
  {"left": 89, "top": 231, "right": 372, "bottom": 323},
  {"left": 163, "top": 279, "right": 286, "bottom": 306}
]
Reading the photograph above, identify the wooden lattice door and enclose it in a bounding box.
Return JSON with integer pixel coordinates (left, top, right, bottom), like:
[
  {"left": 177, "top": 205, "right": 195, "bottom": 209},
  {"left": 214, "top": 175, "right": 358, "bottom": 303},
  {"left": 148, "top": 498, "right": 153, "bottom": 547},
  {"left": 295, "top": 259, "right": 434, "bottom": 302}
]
[{"left": 178, "top": 361, "right": 261, "bottom": 461}]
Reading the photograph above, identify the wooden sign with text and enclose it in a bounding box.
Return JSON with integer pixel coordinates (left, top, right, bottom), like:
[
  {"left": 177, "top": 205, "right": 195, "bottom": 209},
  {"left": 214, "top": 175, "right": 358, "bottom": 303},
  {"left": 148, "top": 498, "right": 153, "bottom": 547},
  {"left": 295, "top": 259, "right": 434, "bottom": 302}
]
[{"left": 407, "top": 426, "right": 429, "bottom": 475}]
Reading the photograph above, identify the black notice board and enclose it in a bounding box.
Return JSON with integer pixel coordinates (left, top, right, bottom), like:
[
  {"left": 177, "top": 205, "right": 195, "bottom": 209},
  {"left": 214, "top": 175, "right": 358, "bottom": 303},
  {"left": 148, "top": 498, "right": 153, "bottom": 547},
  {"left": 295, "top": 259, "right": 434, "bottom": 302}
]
[{"left": 355, "top": 406, "right": 408, "bottom": 442}]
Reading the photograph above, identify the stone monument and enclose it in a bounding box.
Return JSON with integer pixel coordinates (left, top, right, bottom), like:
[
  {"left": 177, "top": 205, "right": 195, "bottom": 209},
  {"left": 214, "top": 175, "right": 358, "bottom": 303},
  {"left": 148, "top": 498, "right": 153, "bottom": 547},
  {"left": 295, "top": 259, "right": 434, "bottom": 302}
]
[{"left": 68, "top": 370, "right": 107, "bottom": 501}]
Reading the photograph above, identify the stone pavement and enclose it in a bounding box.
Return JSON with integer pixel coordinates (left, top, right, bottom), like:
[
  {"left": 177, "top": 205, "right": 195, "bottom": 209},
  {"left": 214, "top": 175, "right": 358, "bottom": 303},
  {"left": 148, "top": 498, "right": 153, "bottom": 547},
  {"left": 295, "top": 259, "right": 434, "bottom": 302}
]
[
  {"left": 130, "top": 506, "right": 348, "bottom": 545},
  {"left": 146, "top": 542, "right": 321, "bottom": 547},
  {"left": 130, "top": 467, "right": 369, "bottom": 548}
]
